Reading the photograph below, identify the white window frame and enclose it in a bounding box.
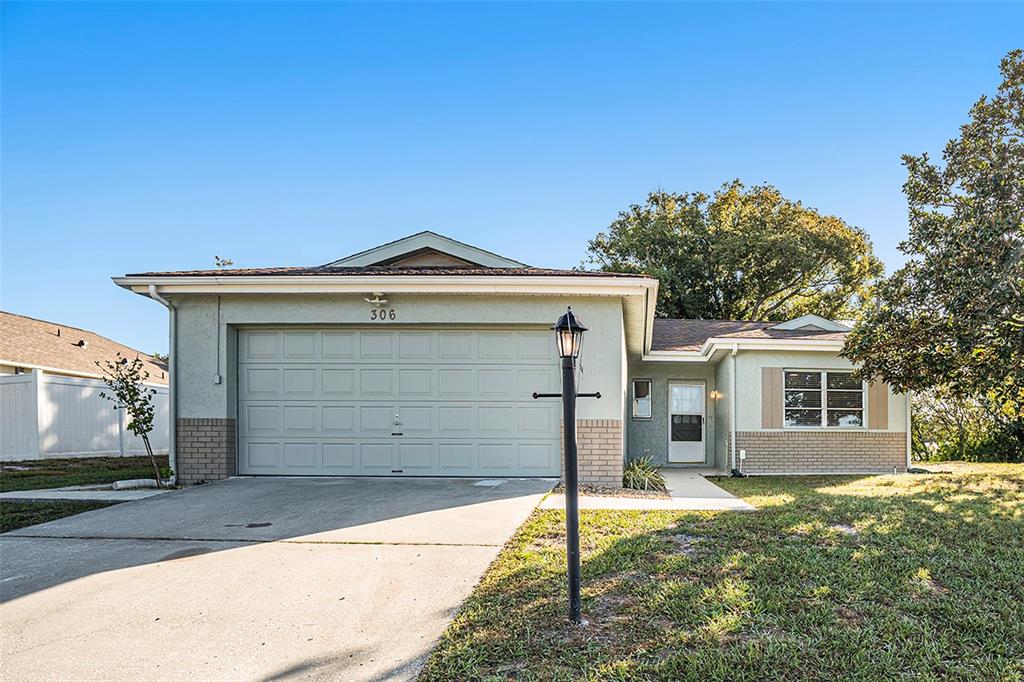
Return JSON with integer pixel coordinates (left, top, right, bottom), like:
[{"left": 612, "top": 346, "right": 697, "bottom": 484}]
[
  {"left": 632, "top": 378, "right": 653, "bottom": 421},
  {"left": 783, "top": 369, "right": 866, "bottom": 430}
]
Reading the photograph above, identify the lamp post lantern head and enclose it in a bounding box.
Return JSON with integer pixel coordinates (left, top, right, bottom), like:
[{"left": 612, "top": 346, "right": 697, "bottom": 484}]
[{"left": 553, "top": 306, "right": 587, "bottom": 360}]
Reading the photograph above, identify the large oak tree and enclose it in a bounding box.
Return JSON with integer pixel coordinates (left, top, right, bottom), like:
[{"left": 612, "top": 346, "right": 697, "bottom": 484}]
[
  {"left": 843, "top": 50, "right": 1024, "bottom": 421},
  {"left": 585, "top": 181, "right": 882, "bottom": 320}
]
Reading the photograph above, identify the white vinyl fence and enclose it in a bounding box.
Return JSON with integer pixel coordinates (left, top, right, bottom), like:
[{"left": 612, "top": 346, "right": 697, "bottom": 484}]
[{"left": 0, "top": 372, "right": 169, "bottom": 461}]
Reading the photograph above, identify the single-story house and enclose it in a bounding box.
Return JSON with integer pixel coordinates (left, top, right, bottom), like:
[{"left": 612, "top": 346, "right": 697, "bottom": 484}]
[
  {"left": 114, "top": 231, "right": 909, "bottom": 485},
  {"left": 0, "top": 311, "right": 169, "bottom": 460}
]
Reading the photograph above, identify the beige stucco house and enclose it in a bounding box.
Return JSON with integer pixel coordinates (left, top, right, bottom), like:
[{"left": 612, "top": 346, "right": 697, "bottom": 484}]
[{"left": 114, "top": 231, "right": 909, "bottom": 485}]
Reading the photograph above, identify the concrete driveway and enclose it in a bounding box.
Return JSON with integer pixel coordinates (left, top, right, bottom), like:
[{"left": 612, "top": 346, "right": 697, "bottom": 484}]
[{"left": 0, "top": 476, "right": 554, "bottom": 681}]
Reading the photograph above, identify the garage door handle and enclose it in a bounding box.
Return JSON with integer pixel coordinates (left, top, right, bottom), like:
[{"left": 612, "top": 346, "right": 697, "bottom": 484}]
[{"left": 394, "top": 414, "right": 400, "bottom": 426}]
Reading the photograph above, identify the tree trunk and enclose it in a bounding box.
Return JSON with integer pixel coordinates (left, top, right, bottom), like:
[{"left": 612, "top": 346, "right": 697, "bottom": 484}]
[{"left": 142, "top": 434, "right": 163, "bottom": 488}]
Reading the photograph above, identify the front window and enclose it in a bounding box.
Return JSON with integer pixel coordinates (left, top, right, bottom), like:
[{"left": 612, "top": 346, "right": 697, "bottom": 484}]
[
  {"left": 632, "top": 379, "right": 652, "bottom": 420},
  {"left": 784, "top": 370, "right": 863, "bottom": 428}
]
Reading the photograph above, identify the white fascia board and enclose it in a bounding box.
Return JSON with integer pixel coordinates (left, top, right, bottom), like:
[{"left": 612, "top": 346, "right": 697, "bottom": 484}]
[
  {"left": 641, "top": 337, "right": 847, "bottom": 363},
  {"left": 113, "top": 275, "right": 659, "bottom": 298}
]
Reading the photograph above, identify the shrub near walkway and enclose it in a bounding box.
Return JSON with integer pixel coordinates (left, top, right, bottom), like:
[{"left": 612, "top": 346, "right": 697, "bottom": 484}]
[{"left": 421, "top": 463, "right": 1024, "bottom": 681}]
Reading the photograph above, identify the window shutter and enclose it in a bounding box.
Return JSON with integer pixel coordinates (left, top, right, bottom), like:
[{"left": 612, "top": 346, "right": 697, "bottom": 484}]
[
  {"left": 868, "top": 381, "right": 889, "bottom": 430},
  {"left": 761, "top": 367, "right": 783, "bottom": 428}
]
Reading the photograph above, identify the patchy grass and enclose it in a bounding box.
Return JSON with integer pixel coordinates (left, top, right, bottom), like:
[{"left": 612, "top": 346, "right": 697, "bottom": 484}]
[
  {"left": 0, "top": 456, "right": 169, "bottom": 492},
  {"left": 0, "top": 500, "right": 117, "bottom": 533},
  {"left": 421, "top": 463, "right": 1024, "bottom": 681}
]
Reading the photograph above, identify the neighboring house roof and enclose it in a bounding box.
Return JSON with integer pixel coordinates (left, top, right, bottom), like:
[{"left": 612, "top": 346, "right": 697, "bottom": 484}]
[
  {"left": 651, "top": 318, "right": 850, "bottom": 352},
  {"left": 0, "top": 311, "right": 168, "bottom": 384},
  {"left": 123, "top": 265, "right": 641, "bottom": 278}
]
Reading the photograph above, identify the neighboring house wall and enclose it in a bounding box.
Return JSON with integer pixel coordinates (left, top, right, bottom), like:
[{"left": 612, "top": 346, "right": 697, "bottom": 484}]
[
  {"left": 625, "top": 362, "right": 719, "bottom": 468},
  {"left": 0, "top": 372, "right": 169, "bottom": 461},
  {"left": 731, "top": 350, "right": 907, "bottom": 474},
  {"left": 170, "top": 293, "right": 627, "bottom": 483}
]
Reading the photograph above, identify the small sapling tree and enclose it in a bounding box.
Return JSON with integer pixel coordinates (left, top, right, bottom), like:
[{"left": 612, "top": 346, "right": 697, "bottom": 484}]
[{"left": 98, "top": 353, "right": 164, "bottom": 487}]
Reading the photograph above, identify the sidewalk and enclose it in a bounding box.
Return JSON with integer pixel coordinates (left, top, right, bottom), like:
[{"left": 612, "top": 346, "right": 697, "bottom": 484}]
[
  {"left": 539, "top": 469, "right": 755, "bottom": 511},
  {"left": 0, "top": 485, "right": 171, "bottom": 503}
]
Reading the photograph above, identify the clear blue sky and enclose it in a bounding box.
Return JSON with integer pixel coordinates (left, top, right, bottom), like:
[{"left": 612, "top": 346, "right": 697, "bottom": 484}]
[{"left": 2, "top": 2, "right": 1021, "bottom": 354}]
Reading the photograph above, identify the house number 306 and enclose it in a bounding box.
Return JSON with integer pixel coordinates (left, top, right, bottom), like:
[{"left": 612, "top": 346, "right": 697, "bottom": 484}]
[{"left": 370, "top": 308, "right": 396, "bottom": 321}]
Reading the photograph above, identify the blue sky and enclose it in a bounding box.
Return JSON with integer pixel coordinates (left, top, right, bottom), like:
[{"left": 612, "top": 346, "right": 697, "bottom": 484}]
[{"left": 2, "top": 2, "right": 1021, "bottom": 354}]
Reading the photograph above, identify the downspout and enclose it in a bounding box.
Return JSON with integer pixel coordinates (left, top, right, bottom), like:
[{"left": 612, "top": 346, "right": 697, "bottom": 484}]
[
  {"left": 148, "top": 284, "right": 177, "bottom": 483},
  {"left": 905, "top": 390, "right": 912, "bottom": 471},
  {"left": 730, "top": 344, "right": 739, "bottom": 472}
]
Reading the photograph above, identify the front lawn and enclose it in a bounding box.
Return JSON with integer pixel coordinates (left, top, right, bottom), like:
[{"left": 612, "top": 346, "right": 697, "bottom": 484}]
[
  {"left": 421, "top": 462, "right": 1024, "bottom": 681},
  {"left": 0, "top": 455, "right": 169, "bottom": 492},
  {"left": 0, "top": 500, "right": 117, "bottom": 533}
]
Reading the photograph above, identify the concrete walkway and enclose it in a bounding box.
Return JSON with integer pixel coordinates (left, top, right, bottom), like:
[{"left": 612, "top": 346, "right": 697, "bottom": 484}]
[
  {"left": 540, "top": 469, "right": 755, "bottom": 511},
  {"left": 0, "top": 485, "right": 170, "bottom": 503},
  {"left": 1, "top": 476, "right": 554, "bottom": 682}
]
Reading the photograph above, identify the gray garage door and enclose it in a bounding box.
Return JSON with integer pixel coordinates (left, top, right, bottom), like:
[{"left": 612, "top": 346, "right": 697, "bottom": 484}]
[{"left": 237, "top": 328, "right": 561, "bottom": 476}]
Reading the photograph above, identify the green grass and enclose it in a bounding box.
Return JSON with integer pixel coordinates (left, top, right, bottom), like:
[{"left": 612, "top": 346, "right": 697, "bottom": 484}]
[
  {"left": 421, "top": 462, "right": 1024, "bottom": 681},
  {"left": 0, "top": 500, "right": 117, "bottom": 533},
  {"left": 0, "top": 456, "right": 169, "bottom": 492}
]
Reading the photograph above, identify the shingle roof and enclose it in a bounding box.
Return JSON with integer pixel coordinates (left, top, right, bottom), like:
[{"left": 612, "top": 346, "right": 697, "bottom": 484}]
[
  {"left": 651, "top": 318, "right": 849, "bottom": 352},
  {"left": 124, "top": 265, "right": 646, "bottom": 278},
  {"left": 0, "top": 311, "right": 168, "bottom": 384}
]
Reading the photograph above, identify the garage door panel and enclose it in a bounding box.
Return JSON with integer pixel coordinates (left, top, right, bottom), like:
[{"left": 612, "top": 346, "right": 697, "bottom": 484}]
[
  {"left": 398, "top": 332, "right": 434, "bottom": 359},
  {"left": 283, "top": 332, "right": 317, "bottom": 359},
  {"left": 322, "top": 406, "right": 356, "bottom": 434},
  {"left": 322, "top": 443, "right": 356, "bottom": 470},
  {"left": 398, "top": 406, "right": 433, "bottom": 435},
  {"left": 479, "top": 443, "right": 515, "bottom": 471},
  {"left": 241, "top": 368, "right": 280, "bottom": 399},
  {"left": 478, "top": 333, "right": 514, "bottom": 360},
  {"left": 478, "top": 369, "right": 515, "bottom": 398},
  {"left": 282, "top": 405, "right": 318, "bottom": 433},
  {"left": 283, "top": 368, "right": 318, "bottom": 396},
  {"left": 361, "top": 443, "right": 395, "bottom": 471},
  {"left": 360, "top": 332, "right": 394, "bottom": 358},
  {"left": 360, "top": 406, "right": 396, "bottom": 434},
  {"left": 359, "top": 368, "right": 394, "bottom": 396},
  {"left": 398, "top": 443, "right": 434, "bottom": 470},
  {"left": 438, "top": 406, "right": 473, "bottom": 434},
  {"left": 438, "top": 332, "right": 473, "bottom": 359},
  {"left": 238, "top": 328, "right": 562, "bottom": 476},
  {"left": 243, "top": 331, "right": 280, "bottom": 359},
  {"left": 321, "top": 332, "right": 356, "bottom": 358},
  {"left": 438, "top": 369, "right": 474, "bottom": 396},
  {"left": 322, "top": 369, "right": 356, "bottom": 396},
  {"left": 398, "top": 369, "right": 433, "bottom": 396},
  {"left": 283, "top": 442, "right": 318, "bottom": 468},
  {"left": 243, "top": 441, "right": 280, "bottom": 469},
  {"left": 242, "top": 405, "right": 279, "bottom": 434}
]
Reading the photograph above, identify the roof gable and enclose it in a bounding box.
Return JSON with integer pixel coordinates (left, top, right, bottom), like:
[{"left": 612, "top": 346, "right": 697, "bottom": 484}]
[
  {"left": 769, "top": 314, "right": 851, "bottom": 332},
  {"left": 323, "top": 231, "right": 527, "bottom": 268}
]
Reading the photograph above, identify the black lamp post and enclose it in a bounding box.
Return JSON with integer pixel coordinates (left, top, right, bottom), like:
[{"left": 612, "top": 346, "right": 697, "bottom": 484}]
[{"left": 534, "top": 306, "right": 600, "bottom": 625}]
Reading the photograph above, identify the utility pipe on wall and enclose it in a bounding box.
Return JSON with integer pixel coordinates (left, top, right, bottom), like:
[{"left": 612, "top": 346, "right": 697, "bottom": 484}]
[
  {"left": 730, "top": 344, "right": 738, "bottom": 472},
  {"left": 148, "top": 285, "right": 176, "bottom": 482}
]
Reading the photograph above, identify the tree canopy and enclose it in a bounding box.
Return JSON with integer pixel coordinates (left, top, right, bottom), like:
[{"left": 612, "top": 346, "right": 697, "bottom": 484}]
[
  {"left": 585, "top": 181, "right": 882, "bottom": 320},
  {"left": 843, "top": 50, "right": 1024, "bottom": 420}
]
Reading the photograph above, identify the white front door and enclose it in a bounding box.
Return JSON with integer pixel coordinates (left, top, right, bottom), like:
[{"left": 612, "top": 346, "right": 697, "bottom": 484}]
[{"left": 668, "top": 382, "right": 705, "bottom": 463}]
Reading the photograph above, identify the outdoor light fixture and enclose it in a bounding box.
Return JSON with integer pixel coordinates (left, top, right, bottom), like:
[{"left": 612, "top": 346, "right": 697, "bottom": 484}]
[
  {"left": 553, "top": 306, "right": 587, "bottom": 360},
  {"left": 533, "top": 306, "right": 601, "bottom": 626},
  {"left": 709, "top": 390, "right": 723, "bottom": 401}
]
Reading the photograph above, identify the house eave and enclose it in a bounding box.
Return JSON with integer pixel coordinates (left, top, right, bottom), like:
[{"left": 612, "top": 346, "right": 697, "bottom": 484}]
[{"left": 640, "top": 337, "right": 848, "bottom": 363}]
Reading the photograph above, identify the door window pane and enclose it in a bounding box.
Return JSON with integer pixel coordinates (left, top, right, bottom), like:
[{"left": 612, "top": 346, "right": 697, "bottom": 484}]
[
  {"left": 670, "top": 385, "right": 702, "bottom": 413},
  {"left": 671, "top": 414, "right": 702, "bottom": 442}
]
